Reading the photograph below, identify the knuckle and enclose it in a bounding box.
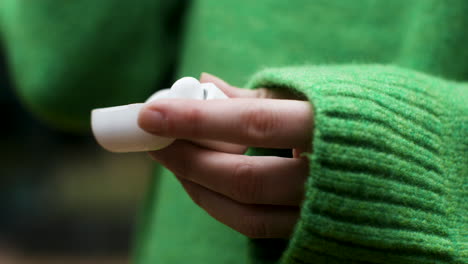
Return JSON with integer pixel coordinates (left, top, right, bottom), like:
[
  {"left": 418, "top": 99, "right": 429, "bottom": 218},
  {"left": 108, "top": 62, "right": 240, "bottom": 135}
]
[
  {"left": 237, "top": 211, "right": 269, "bottom": 238},
  {"left": 230, "top": 159, "right": 263, "bottom": 203},
  {"left": 242, "top": 105, "right": 278, "bottom": 142}
]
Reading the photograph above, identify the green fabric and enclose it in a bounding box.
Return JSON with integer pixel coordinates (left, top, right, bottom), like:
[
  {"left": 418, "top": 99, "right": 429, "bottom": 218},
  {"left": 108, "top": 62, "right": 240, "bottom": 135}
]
[
  {"left": 248, "top": 65, "right": 467, "bottom": 264},
  {"left": 0, "top": 0, "right": 180, "bottom": 131},
  {"left": 1, "top": 0, "right": 467, "bottom": 263}
]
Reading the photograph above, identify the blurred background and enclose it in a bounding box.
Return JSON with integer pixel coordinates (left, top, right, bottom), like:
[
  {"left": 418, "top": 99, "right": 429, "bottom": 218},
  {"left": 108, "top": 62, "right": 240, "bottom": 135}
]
[{"left": 0, "top": 45, "right": 153, "bottom": 263}]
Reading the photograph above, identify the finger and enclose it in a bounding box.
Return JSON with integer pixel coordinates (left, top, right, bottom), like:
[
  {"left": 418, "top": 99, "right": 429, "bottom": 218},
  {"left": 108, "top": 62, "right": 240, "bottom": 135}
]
[
  {"left": 191, "top": 139, "right": 247, "bottom": 154},
  {"left": 200, "top": 72, "right": 305, "bottom": 100},
  {"left": 180, "top": 179, "right": 300, "bottom": 238},
  {"left": 184, "top": 72, "right": 307, "bottom": 152},
  {"left": 200, "top": 72, "right": 260, "bottom": 98},
  {"left": 150, "top": 140, "right": 308, "bottom": 206},
  {"left": 194, "top": 73, "right": 248, "bottom": 153},
  {"left": 139, "top": 98, "right": 313, "bottom": 149}
]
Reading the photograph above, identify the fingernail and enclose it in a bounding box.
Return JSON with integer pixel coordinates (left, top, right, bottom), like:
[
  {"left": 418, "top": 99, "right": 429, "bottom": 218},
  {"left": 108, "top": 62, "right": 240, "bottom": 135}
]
[{"left": 139, "top": 108, "right": 166, "bottom": 134}]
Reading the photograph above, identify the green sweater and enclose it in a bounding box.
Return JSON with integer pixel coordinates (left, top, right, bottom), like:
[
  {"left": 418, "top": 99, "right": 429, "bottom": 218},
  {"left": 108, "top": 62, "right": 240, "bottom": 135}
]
[{"left": 1, "top": 0, "right": 466, "bottom": 263}]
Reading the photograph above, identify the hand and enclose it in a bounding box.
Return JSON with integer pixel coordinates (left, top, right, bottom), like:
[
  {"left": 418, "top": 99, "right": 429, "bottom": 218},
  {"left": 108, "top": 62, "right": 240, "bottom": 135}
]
[{"left": 138, "top": 73, "right": 314, "bottom": 238}]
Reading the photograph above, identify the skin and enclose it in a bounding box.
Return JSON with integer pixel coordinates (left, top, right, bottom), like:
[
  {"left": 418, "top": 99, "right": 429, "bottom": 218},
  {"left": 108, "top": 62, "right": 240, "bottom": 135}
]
[{"left": 138, "top": 73, "right": 314, "bottom": 238}]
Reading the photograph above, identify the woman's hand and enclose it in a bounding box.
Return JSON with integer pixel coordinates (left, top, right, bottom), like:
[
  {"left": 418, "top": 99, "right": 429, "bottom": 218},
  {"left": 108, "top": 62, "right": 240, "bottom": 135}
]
[{"left": 138, "top": 73, "right": 314, "bottom": 238}]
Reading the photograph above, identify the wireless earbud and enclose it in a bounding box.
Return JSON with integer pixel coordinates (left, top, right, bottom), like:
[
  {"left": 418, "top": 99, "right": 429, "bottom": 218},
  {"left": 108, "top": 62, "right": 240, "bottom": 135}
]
[{"left": 91, "top": 77, "right": 228, "bottom": 153}]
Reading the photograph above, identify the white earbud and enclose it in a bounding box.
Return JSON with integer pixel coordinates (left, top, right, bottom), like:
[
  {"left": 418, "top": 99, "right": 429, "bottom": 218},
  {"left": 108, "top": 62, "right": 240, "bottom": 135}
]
[{"left": 91, "top": 77, "right": 228, "bottom": 153}]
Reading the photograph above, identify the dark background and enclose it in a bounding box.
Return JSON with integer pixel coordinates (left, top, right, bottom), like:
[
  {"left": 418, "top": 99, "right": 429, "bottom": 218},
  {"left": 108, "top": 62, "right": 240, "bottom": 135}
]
[{"left": 0, "top": 45, "right": 152, "bottom": 264}]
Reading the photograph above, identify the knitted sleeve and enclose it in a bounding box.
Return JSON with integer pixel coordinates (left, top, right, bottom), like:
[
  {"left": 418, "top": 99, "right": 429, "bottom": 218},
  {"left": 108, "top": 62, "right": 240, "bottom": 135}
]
[
  {"left": 247, "top": 65, "right": 467, "bottom": 264},
  {"left": 0, "top": 0, "right": 184, "bottom": 131}
]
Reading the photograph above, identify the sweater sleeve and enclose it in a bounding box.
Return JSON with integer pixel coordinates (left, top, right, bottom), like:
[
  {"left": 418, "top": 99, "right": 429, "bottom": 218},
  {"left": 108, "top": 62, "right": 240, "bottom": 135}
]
[
  {"left": 0, "top": 0, "right": 184, "bottom": 131},
  {"left": 247, "top": 65, "right": 467, "bottom": 264}
]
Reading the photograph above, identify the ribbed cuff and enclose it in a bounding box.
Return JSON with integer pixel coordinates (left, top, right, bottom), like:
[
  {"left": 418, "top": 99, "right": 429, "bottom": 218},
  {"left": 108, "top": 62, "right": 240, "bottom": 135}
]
[{"left": 248, "top": 65, "right": 457, "bottom": 264}]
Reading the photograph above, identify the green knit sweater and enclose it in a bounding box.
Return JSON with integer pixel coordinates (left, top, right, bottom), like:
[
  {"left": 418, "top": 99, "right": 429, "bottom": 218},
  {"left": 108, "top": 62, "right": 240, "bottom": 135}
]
[{"left": 1, "top": 1, "right": 466, "bottom": 263}]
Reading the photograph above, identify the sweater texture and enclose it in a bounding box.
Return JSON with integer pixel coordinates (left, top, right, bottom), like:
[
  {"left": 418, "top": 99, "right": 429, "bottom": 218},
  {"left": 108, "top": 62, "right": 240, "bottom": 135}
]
[{"left": 0, "top": 0, "right": 466, "bottom": 263}]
